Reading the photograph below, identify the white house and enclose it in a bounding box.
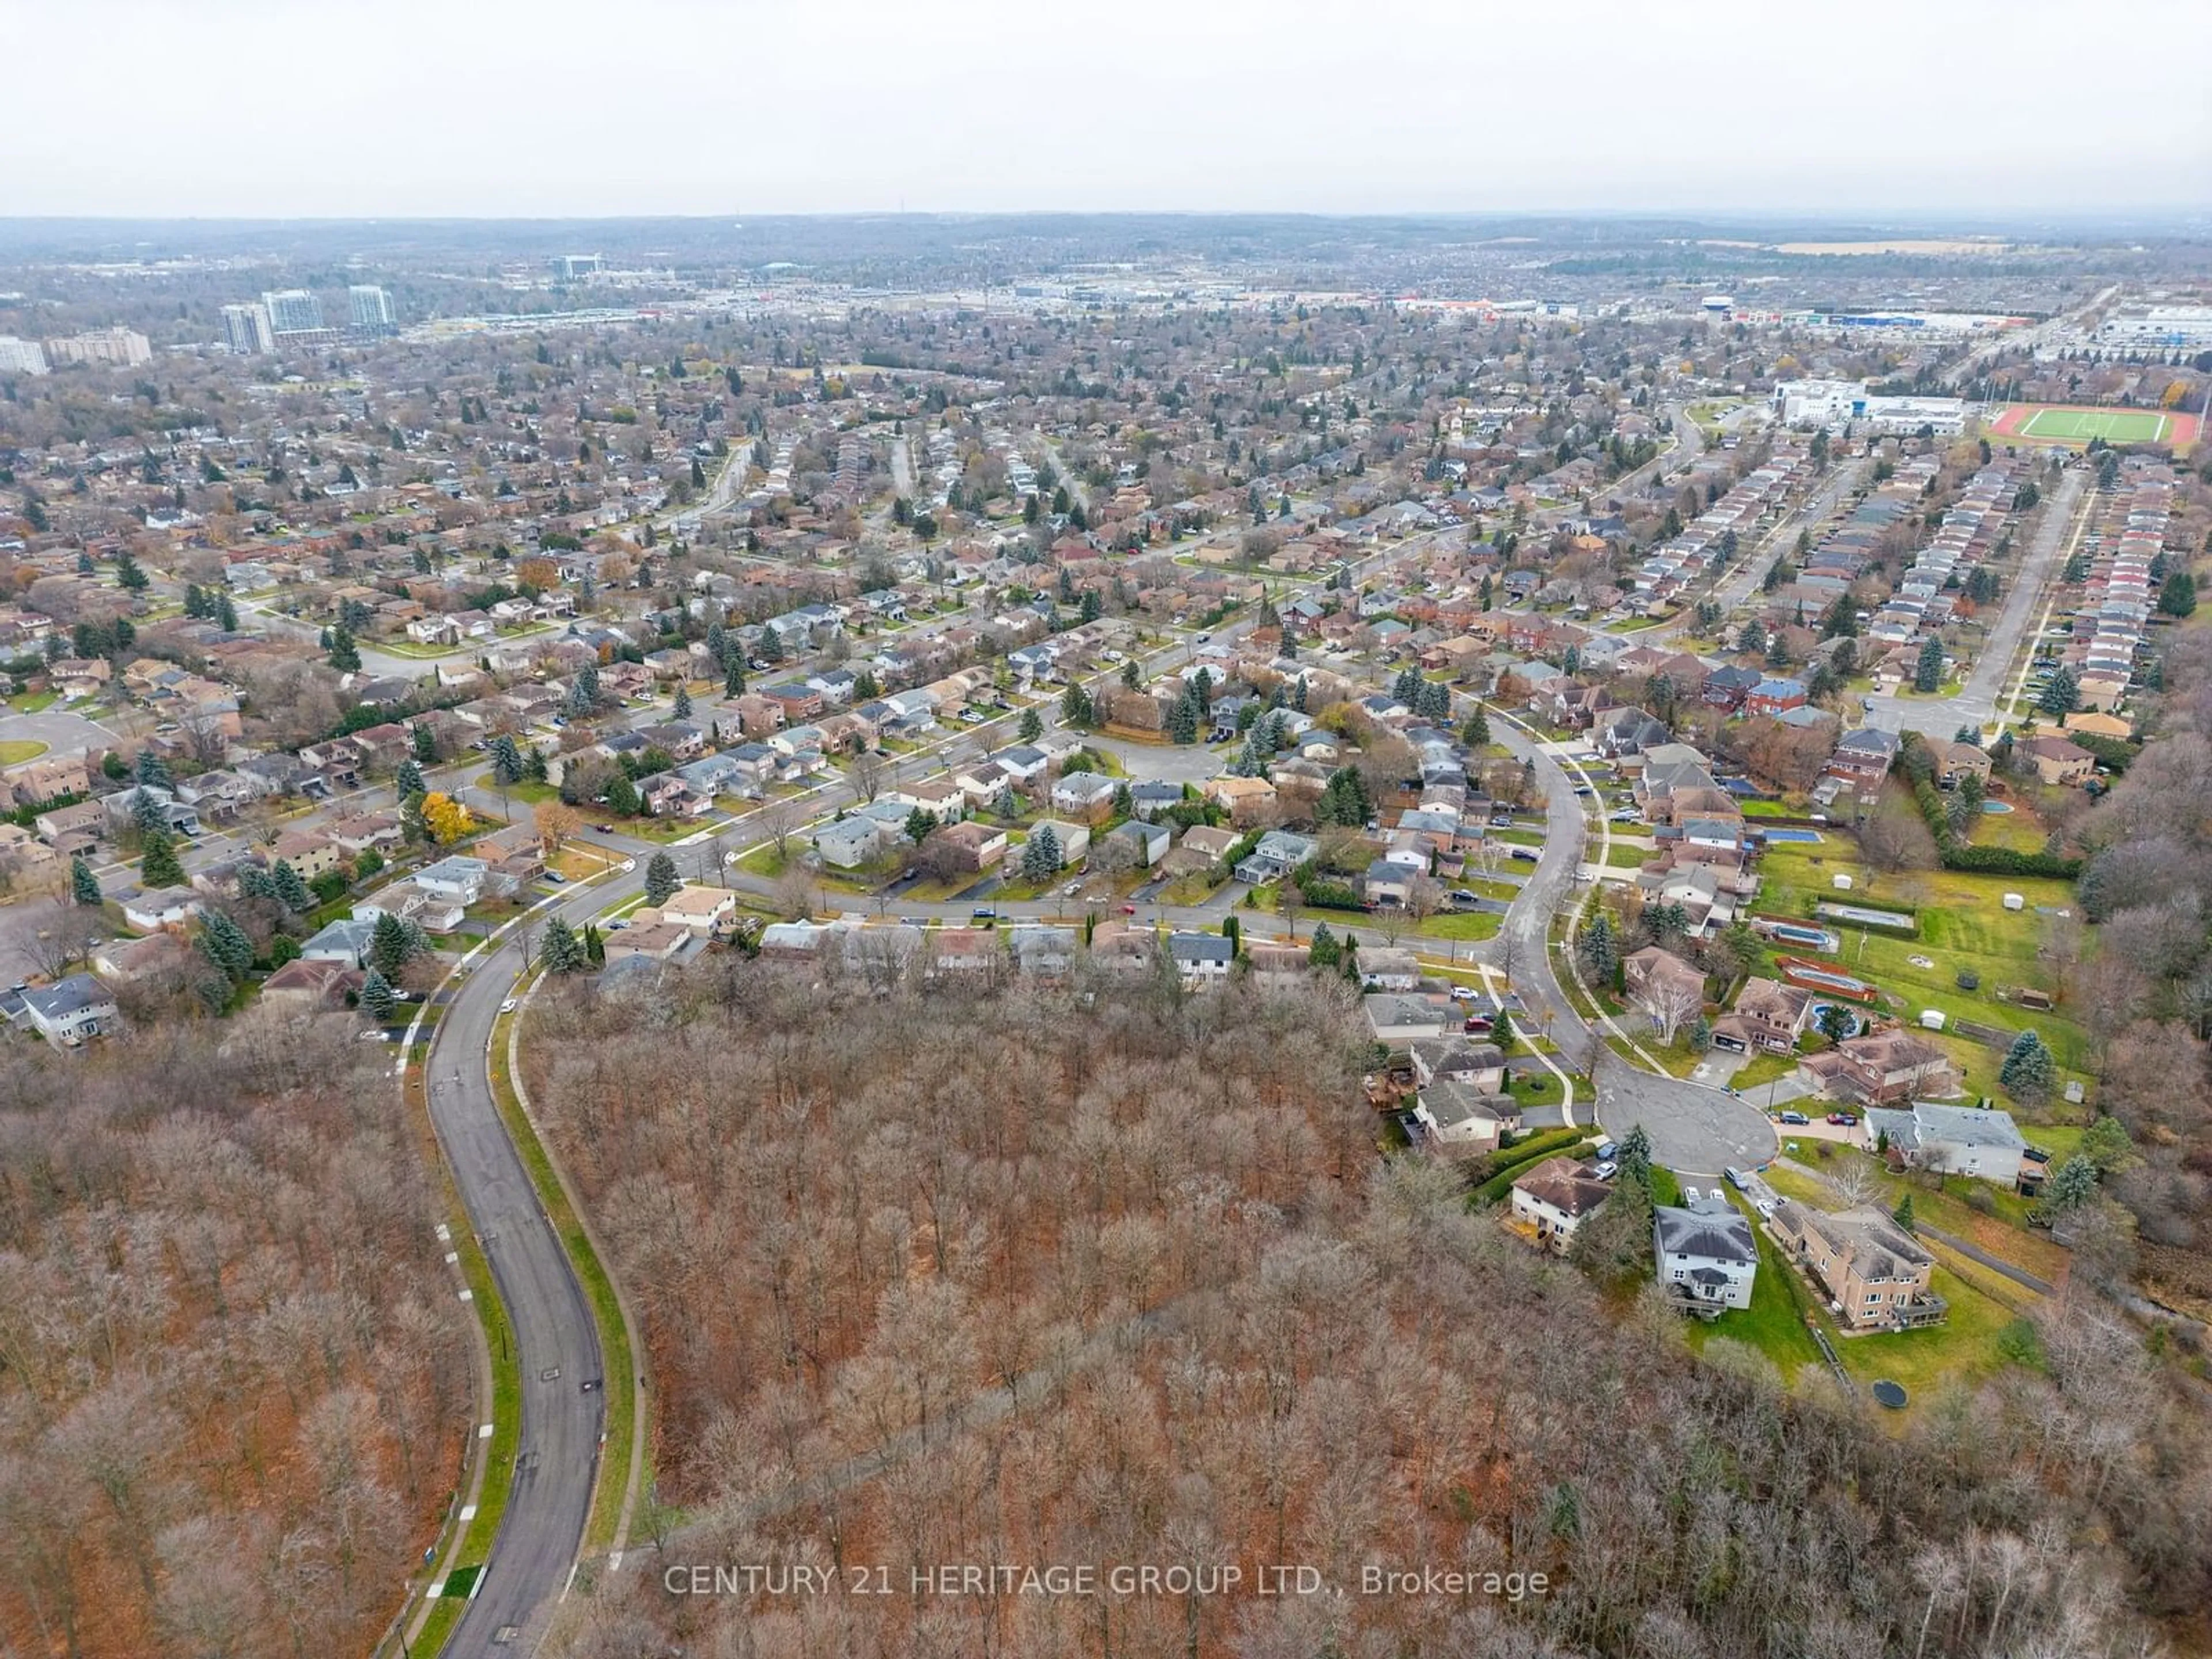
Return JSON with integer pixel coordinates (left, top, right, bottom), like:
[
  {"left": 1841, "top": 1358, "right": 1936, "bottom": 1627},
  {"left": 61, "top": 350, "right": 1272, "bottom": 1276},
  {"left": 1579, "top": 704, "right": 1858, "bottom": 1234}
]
[
  {"left": 18, "top": 974, "right": 119, "bottom": 1047},
  {"left": 1862, "top": 1101, "right": 2028, "bottom": 1184},
  {"left": 1654, "top": 1200, "right": 1759, "bottom": 1312}
]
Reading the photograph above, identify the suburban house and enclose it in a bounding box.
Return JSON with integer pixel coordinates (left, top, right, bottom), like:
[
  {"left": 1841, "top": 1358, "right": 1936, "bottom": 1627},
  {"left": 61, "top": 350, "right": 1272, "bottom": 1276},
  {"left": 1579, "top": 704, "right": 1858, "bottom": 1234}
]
[
  {"left": 1654, "top": 1200, "right": 1759, "bottom": 1315},
  {"left": 1413, "top": 1077, "right": 1520, "bottom": 1154},
  {"left": 301, "top": 916, "right": 378, "bottom": 966},
  {"left": 1365, "top": 993, "right": 1451, "bottom": 1044},
  {"left": 1862, "top": 1101, "right": 2029, "bottom": 1184},
  {"left": 1027, "top": 817, "right": 1090, "bottom": 865},
  {"left": 1357, "top": 946, "right": 1422, "bottom": 992},
  {"left": 18, "top": 974, "right": 119, "bottom": 1047},
  {"left": 1710, "top": 977, "right": 1811, "bottom": 1055},
  {"left": 2021, "top": 735, "right": 2096, "bottom": 787},
  {"left": 1051, "top": 771, "right": 1119, "bottom": 819},
  {"left": 1767, "top": 1202, "right": 1944, "bottom": 1331},
  {"left": 814, "top": 816, "right": 894, "bottom": 870},
  {"left": 1167, "top": 931, "right": 1235, "bottom": 984},
  {"left": 1411, "top": 1038, "right": 1506, "bottom": 1093},
  {"left": 933, "top": 820, "right": 1008, "bottom": 871},
  {"left": 1826, "top": 728, "right": 1901, "bottom": 788},
  {"left": 1234, "top": 830, "right": 1317, "bottom": 885},
  {"left": 413, "top": 856, "right": 488, "bottom": 906},
  {"left": 260, "top": 957, "right": 363, "bottom": 1010},
  {"left": 1509, "top": 1157, "right": 1612, "bottom": 1252},
  {"left": 1797, "top": 1029, "right": 1959, "bottom": 1105},
  {"left": 1104, "top": 818, "right": 1168, "bottom": 869},
  {"left": 655, "top": 885, "right": 738, "bottom": 936}
]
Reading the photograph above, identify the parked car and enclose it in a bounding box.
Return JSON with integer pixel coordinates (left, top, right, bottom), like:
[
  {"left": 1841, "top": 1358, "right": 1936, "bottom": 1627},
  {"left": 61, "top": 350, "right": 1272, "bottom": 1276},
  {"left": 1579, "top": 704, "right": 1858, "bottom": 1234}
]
[
  {"left": 1449, "top": 986, "right": 1479, "bottom": 1002},
  {"left": 1778, "top": 1110, "right": 1810, "bottom": 1126},
  {"left": 971, "top": 907, "right": 997, "bottom": 921},
  {"left": 1462, "top": 1015, "right": 1493, "bottom": 1035},
  {"left": 1593, "top": 1140, "right": 1619, "bottom": 1161},
  {"left": 544, "top": 870, "right": 567, "bottom": 884},
  {"left": 1724, "top": 1166, "right": 1749, "bottom": 1190},
  {"left": 1062, "top": 880, "right": 1082, "bottom": 896},
  {"left": 499, "top": 998, "right": 518, "bottom": 1014},
  {"left": 1122, "top": 903, "right": 1138, "bottom": 915},
  {"left": 1825, "top": 1112, "right": 1857, "bottom": 1127},
  {"left": 1592, "top": 1161, "right": 1619, "bottom": 1180},
  {"left": 1509, "top": 846, "right": 1540, "bottom": 862}
]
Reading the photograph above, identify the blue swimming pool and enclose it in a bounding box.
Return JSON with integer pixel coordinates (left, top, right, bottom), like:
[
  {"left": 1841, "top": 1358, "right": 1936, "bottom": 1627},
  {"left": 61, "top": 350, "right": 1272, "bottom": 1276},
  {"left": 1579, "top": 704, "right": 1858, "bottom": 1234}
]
[
  {"left": 1760, "top": 827, "right": 1824, "bottom": 843},
  {"left": 1983, "top": 800, "right": 2014, "bottom": 814}
]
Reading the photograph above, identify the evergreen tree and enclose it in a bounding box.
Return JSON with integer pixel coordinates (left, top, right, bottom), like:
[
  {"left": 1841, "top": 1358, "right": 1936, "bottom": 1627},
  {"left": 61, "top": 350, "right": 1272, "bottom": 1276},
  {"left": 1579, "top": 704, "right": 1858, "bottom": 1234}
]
[
  {"left": 216, "top": 591, "right": 238, "bottom": 631},
  {"left": 237, "top": 865, "right": 277, "bottom": 903},
  {"left": 69, "top": 853, "right": 102, "bottom": 906},
  {"left": 725, "top": 656, "right": 746, "bottom": 699},
  {"left": 2158, "top": 568, "right": 2198, "bottom": 619},
  {"left": 673, "top": 683, "right": 693, "bottom": 719},
  {"left": 1307, "top": 922, "right": 1339, "bottom": 969},
  {"left": 1891, "top": 1194, "right": 1916, "bottom": 1234},
  {"left": 539, "top": 916, "right": 586, "bottom": 974},
  {"left": 1166, "top": 690, "right": 1199, "bottom": 744},
  {"left": 488, "top": 734, "right": 525, "bottom": 786},
  {"left": 2035, "top": 1153, "right": 2099, "bottom": 1219},
  {"left": 271, "top": 858, "right": 313, "bottom": 912},
  {"left": 1392, "top": 668, "right": 1423, "bottom": 706},
  {"left": 2036, "top": 668, "right": 2080, "bottom": 718},
  {"left": 1120, "top": 658, "right": 1142, "bottom": 690},
  {"left": 370, "top": 912, "right": 416, "bottom": 979},
  {"left": 644, "top": 850, "right": 679, "bottom": 906},
  {"left": 1577, "top": 910, "right": 1620, "bottom": 982},
  {"left": 604, "top": 774, "right": 640, "bottom": 816},
  {"left": 1461, "top": 707, "right": 1490, "bottom": 747},
  {"left": 1020, "top": 823, "right": 1062, "bottom": 881},
  {"left": 1914, "top": 633, "right": 1944, "bottom": 693},
  {"left": 1018, "top": 707, "right": 1044, "bottom": 743},
  {"left": 904, "top": 806, "right": 936, "bottom": 844},
  {"left": 140, "top": 828, "right": 184, "bottom": 888},
  {"left": 135, "top": 748, "right": 172, "bottom": 791},
  {"left": 327, "top": 624, "right": 361, "bottom": 672},
  {"left": 359, "top": 968, "right": 397, "bottom": 1022},
  {"left": 198, "top": 910, "right": 255, "bottom": 981},
  {"left": 395, "top": 758, "right": 426, "bottom": 802},
  {"left": 132, "top": 786, "right": 169, "bottom": 838},
  {"left": 1060, "top": 682, "right": 1094, "bottom": 728},
  {"left": 411, "top": 723, "right": 438, "bottom": 763},
  {"left": 1999, "top": 1028, "right": 2056, "bottom": 1103}
]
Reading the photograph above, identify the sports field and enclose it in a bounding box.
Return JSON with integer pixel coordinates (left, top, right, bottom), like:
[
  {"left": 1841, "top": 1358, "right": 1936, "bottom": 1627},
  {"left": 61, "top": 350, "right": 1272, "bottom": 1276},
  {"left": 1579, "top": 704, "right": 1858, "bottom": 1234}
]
[{"left": 1989, "top": 403, "right": 2199, "bottom": 448}]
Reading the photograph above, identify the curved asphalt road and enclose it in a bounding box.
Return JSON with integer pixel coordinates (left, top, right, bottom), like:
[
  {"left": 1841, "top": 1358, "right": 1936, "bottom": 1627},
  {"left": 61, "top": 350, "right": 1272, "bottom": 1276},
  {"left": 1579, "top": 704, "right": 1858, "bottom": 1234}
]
[{"left": 423, "top": 863, "right": 656, "bottom": 1656}]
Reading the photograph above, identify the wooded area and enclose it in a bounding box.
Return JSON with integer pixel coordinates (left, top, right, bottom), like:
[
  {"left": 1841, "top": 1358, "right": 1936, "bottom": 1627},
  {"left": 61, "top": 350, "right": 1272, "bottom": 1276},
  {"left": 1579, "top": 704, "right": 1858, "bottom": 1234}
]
[
  {"left": 527, "top": 963, "right": 2212, "bottom": 1658},
  {"left": 0, "top": 1006, "right": 469, "bottom": 1657}
]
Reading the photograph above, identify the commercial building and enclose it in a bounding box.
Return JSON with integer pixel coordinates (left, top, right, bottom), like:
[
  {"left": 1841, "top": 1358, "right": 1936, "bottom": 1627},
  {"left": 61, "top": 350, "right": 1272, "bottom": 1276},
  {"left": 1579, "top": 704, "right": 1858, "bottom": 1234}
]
[
  {"left": 0, "top": 336, "right": 48, "bottom": 376},
  {"left": 44, "top": 327, "right": 152, "bottom": 368},
  {"left": 348, "top": 284, "right": 396, "bottom": 332},
  {"left": 261, "top": 289, "right": 325, "bottom": 336},
  {"left": 1772, "top": 379, "right": 1966, "bottom": 435},
  {"left": 222, "top": 303, "right": 274, "bottom": 355},
  {"left": 551, "top": 254, "right": 602, "bottom": 281}
]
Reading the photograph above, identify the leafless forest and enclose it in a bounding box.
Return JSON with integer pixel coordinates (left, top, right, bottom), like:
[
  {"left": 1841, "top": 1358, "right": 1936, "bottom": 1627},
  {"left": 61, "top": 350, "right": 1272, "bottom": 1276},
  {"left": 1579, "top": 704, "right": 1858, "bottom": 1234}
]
[
  {"left": 0, "top": 1006, "right": 470, "bottom": 1658},
  {"left": 527, "top": 962, "right": 2212, "bottom": 1659}
]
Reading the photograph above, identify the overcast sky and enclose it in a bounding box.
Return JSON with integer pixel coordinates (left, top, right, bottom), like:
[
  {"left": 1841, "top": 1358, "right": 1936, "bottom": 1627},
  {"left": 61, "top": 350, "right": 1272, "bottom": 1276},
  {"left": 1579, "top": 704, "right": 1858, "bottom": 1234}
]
[{"left": 7, "top": 0, "right": 2209, "bottom": 221}]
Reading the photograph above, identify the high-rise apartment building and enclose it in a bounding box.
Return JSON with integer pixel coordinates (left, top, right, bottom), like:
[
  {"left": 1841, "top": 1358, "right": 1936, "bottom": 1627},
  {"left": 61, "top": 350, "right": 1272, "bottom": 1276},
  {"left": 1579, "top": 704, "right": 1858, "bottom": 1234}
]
[
  {"left": 0, "top": 336, "right": 50, "bottom": 376},
  {"left": 348, "top": 284, "right": 396, "bottom": 331},
  {"left": 260, "top": 289, "right": 324, "bottom": 336},
  {"left": 222, "top": 303, "right": 274, "bottom": 355},
  {"left": 44, "top": 327, "right": 153, "bottom": 368}
]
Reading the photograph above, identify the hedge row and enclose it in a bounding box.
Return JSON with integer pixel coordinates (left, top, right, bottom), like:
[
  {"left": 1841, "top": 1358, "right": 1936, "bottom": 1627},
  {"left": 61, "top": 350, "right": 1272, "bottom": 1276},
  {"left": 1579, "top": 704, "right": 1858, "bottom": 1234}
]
[{"left": 1478, "top": 1141, "right": 1601, "bottom": 1212}]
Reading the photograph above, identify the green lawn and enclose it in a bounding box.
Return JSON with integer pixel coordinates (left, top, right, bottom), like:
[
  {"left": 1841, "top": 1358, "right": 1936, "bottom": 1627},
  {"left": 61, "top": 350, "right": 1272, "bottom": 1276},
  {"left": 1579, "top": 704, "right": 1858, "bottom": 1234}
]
[
  {"left": 1687, "top": 1189, "right": 1828, "bottom": 1381},
  {"left": 2013, "top": 406, "right": 2171, "bottom": 444},
  {"left": 0, "top": 738, "right": 48, "bottom": 766},
  {"left": 1412, "top": 910, "right": 1503, "bottom": 942},
  {"left": 6, "top": 691, "right": 57, "bottom": 714},
  {"left": 472, "top": 773, "right": 558, "bottom": 804},
  {"left": 1751, "top": 838, "right": 2093, "bottom": 1077}
]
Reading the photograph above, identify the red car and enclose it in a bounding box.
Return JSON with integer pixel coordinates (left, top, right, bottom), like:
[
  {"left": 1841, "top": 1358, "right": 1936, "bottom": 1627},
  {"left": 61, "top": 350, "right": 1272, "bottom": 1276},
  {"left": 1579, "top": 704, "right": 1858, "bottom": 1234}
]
[
  {"left": 1122, "top": 903, "right": 1138, "bottom": 915},
  {"left": 1826, "top": 1113, "right": 1858, "bottom": 1127}
]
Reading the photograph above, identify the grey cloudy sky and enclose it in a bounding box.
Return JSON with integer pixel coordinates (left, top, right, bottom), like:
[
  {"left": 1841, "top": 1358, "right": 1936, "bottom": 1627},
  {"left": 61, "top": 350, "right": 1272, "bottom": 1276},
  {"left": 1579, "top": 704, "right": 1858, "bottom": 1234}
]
[{"left": 7, "top": 0, "right": 2209, "bottom": 219}]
